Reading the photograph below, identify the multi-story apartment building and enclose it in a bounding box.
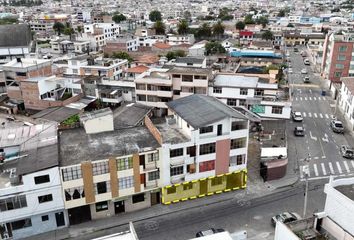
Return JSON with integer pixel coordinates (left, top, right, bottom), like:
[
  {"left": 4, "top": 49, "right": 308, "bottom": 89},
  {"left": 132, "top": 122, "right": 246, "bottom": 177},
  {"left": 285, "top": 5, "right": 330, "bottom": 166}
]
[
  {"left": 135, "top": 67, "right": 212, "bottom": 116},
  {"left": 209, "top": 74, "right": 291, "bottom": 119},
  {"left": 29, "top": 15, "right": 69, "bottom": 38},
  {"left": 58, "top": 108, "right": 162, "bottom": 225},
  {"left": 283, "top": 31, "right": 325, "bottom": 46},
  {"left": 154, "top": 94, "right": 249, "bottom": 204},
  {"left": 0, "top": 124, "right": 67, "bottom": 239},
  {"left": 321, "top": 31, "right": 354, "bottom": 84},
  {"left": 338, "top": 77, "right": 354, "bottom": 131},
  {"left": 166, "top": 34, "right": 195, "bottom": 46},
  {"left": 77, "top": 32, "right": 106, "bottom": 51},
  {"left": 66, "top": 55, "right": 129, "bottom": 81},
  {"left": 84, "top": 23, "right": 121, "bottom": 40}
]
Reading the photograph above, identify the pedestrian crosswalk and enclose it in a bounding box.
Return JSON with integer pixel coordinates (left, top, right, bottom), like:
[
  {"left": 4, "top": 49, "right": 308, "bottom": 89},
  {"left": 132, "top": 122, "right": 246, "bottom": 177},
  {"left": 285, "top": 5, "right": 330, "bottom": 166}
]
[
  {"left": 294, "top": 96, "right": 327, "bottom": 101},
  {"left": 296, "top": 112, "right": 330, "bottom": 119},
  {"left": 300, "top": 160, "right": 354, "bottom": 179}
]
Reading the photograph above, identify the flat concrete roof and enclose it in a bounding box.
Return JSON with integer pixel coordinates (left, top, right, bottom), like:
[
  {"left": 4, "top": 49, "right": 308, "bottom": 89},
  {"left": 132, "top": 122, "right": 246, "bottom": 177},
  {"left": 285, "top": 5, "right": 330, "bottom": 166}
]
[
  {"left": 335, "top": 184, "right": 354, "bottom": 201},
  {"left": 59, "top": 127, "right": 160, "bottom": 166},
  {"left": 153, "top": 118, "right": 190, "bottom": 144}
]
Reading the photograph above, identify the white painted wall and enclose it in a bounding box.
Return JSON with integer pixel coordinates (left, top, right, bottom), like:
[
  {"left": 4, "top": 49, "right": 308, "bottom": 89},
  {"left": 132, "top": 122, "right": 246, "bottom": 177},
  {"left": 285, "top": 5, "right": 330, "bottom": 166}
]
[
  {"left": 81, "top": 113, "right": 114, "bottom": 134},
  {"left": 274, "top": 222, "right": 300, "bottom": 240}
]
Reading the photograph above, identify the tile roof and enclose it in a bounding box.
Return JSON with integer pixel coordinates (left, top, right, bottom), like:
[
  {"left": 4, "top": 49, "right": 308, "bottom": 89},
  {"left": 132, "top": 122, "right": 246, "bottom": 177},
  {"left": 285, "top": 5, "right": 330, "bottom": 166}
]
[
  {"left": 126, "top": 65, "right": 150, "bottom": 73},
  {"left": 153, "top": 42, "right": 172, "bottom": 49}
]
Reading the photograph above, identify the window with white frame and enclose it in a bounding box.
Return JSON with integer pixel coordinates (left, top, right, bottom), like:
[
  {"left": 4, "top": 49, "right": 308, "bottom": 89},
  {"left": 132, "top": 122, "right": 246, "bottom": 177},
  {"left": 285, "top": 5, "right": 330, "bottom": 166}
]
[
  {"left": 199, "top": 143, "right": 216, "bottom": 155},
  {"left": 170, "top": 166, "right": 183, "bottom": 176},
  {"left": 95, "top": 181, "right": 110, "bottom": 195},
  {"left": 148, "top": 170, "right": 160, "bottom": 181},
  {"left": 92, "top": 161, "right": 109, "bottom": 176},
  {"left": 62, "top": 166, "right": 82, "bottom": 181},
  {"left": 147, "top": 152, "right": 158, "bottom": 162},
  {"left": 271, "top": 106, "right": 283, "bottom": 114},
  {"left": 64, "top": 186, "right": 85, "bottom": 201},
  {"left": 116, "top": 157, "right": 133, "bottom": 171},
  {"left": 240, "top": 88, "right": 248, "bottom": 95},
  {"left": 227, "top": 98, "right": 237, "bottom": 106},
  {"left": 213, "top": 87, "right": 222, "bottom": 94},
  {"left": 118, "top": 176, "right": 134, "bottom": 189}
]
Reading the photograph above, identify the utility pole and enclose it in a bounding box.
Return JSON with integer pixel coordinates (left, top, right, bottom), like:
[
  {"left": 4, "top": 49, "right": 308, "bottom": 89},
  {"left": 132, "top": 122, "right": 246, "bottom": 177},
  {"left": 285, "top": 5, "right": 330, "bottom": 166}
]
[{"left": 303, "top": 155, "right": 310, "bottom": 218}]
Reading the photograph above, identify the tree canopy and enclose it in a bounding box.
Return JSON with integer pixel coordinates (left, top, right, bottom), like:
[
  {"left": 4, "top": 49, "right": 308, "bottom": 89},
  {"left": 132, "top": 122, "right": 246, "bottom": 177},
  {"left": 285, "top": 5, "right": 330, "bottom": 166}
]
[
  {"left": 177, "top": 19, "right": 189, "bottom": 35},
  {"left": 262, "top": 30, "right": 273, "bottom": 41},
  {"left": 53, "top": 22, "right": 65, "bottom": 36},
  {"left": 111, "top": 51, "right": 133, "bottom": 62},
  {"left": 149, "top": 10, "right": 162, "bottom": 22},
  {"left": 235, "top": 21, "right": 245, "bottom": 30},
  {"left": 112, "top": 13, "right": 127, "bottom": 23},
  {"left": 153, "top": 20, "right": 165, "bottom": 35},
  {"left": 212, "top": 21, "right": 225, "bottom": 38},
  {"left": 166, "top": 50, "right": 186, "bottom": 61},
  {"left": 244, "top": 14, "right": 255, "bottom": 24},
  {"left": 256, "top": 16, "right": 269, "bottom": 28},
  {"left": 205, "top": 41, "right": 226, "bottom": 55},
  {"left": 195, "top": 23, "right": 212, "bottom": 39}
]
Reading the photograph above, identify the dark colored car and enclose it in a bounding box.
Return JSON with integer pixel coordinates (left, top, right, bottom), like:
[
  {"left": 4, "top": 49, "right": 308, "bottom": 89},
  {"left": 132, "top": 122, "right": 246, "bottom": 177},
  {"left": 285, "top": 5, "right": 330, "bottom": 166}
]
[
  {"left": 340, "top": 145, "right": 354, "bottom": 159},
  {"left": 196, "top": 228, "right": 225, "bottom": 237},
  {"left": 294, "top": 126, "right": 305, "bottom": 136},
  {"left": 271, "top": 212, "right": 301, "bottom": 227}
]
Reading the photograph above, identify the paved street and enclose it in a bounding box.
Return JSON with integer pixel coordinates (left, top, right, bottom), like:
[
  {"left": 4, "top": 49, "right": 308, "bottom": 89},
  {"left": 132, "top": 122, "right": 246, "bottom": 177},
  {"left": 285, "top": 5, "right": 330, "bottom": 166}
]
[{"left": 287, "top": 48, "right": 354, "bottom": 181}]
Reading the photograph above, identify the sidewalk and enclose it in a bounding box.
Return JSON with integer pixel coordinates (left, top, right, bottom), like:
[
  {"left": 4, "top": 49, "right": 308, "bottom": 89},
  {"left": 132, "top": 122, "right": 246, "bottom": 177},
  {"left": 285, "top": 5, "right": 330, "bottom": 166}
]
[{"left": 27, "top": 154, "right": 299, "bottom": 240}]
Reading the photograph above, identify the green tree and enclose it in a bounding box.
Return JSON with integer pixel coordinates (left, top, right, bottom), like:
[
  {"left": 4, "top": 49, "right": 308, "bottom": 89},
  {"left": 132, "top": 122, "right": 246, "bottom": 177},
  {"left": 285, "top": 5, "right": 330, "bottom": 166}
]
[
  {"left": 53, "top": 22, "right": 65, "bottom": 36},
  {"left": 177, "top": 19, "right": 189, "bottom": 35},
  {"left": 153, "top": 20, "right": 165, "bottom": 35},
  {"left": 166, "top": 50, "right": 186, "bottom": 60},
  {"left": 235, "top": 21, "right": 245, "bottom": 30},
  {"left": 112, "top": 51, "right": 133, "bottom": 62},
  {"left": 64, "top": 27, "right": 75, "bottom": 40},
  {"left": 112, "top": 13, "right": 126, "bottom": 23},
  {"left": 77, "top": 25, "right": 83, "bottom": 36},
  {"left": 205, "top": 41, "right": 226, "bottom": 55},
  {"left": 262, "top": 30, "right": 273, "bottom": 41},
  {"left": 244, "top": 14, "right": 255, "bottom": 24},
  {"left": 183, "top": 11, "right": 192, "bottom": 21},
  {"left": 195, "top": 23, "right": 212, "bottom": 39},
  {"left": 149, "top": 10, "right": 162, "bottom": 22},
  {"left": 287, "top": 23, "right": 294, "bottom": 27},
  {"left": 212, "top": 21, "right": 225, "bottom": 39},
  {"left": 277, "top": 9, "right": 285, "bottom": 17},
  {"left": 256, "top": 16, "right": 269, "bottom": 28}
]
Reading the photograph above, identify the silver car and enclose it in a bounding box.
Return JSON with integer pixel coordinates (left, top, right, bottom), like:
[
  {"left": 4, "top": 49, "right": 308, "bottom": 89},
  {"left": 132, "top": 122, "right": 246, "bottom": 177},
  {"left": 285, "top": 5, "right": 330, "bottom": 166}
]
[
  {"left": 330, "top": 120, "right": 344, "bottom": 133},
  {"left": 292, "top": 112, "right": 303, "bottom": 122},
  {"left": 271, "top": 212, "right": 301, "bottom": 227}
]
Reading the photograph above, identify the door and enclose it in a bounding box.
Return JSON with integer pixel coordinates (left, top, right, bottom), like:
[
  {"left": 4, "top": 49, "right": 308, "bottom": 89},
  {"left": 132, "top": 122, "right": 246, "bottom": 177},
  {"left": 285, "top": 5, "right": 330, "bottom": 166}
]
[
  {"left": 217, "top": 124, "right": 222, "bottom": 136},
  {"left": 68, "top": 205, "right": 91, "bottom": 225},
  {"left": 55, "top": 212, "right": 65, "bottom": 227},
  {"left": 114, "top": 201, "right": 125, "bottom": 214},
  {"left": 151, "top": 192, "right": 160, "bottom": 205}
]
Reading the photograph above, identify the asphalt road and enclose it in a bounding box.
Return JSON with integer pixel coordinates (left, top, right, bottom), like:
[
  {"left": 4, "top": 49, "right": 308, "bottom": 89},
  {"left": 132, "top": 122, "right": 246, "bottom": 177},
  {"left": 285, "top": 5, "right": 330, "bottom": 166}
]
[
  {"left": 286, "top": 47, "right": 354, "bottom": 181},
  {"left": 75, "top": 182, "right": 327, "bottom": 240}
]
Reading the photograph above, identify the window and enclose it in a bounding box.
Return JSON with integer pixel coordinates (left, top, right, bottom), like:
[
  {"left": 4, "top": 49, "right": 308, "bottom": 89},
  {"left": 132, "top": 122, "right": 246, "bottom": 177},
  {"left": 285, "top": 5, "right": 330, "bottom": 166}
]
[
  {"left": 137, "top": 95, "right": 146, "bottom": 101},
  {"left": 172, "top": 74, "right": 181, "bottom": 78},
  {"left": 240, "top": 88, "right": 248, "bottom": 95},
  {"left": 38, "top": 194, "right": 53, "bottom": 204},
  {"left": 335, "top": 64, "right": 344, "bottom": 69},
  {"left": 95, "top": 181, "right": 110, "bottom": 194},
  {"left": 147, "top": 153, "right": 158, "bottom": 162},
  {"left": 236, "top": 155, "right": 246, "bottom": 165},
  {"left": 199, "top": 160, "right": 215, "bottom": 172},
  {"left": 34, "top": 175, "right": 50, "bottom": 184},
  {"left": 183, "top": 182, "right": 193, "bottom": 190},
  {"left": 271, "top": 106, "right": 283, "bottom": 114},
  {"left": 62, "top": 166, "right": 82, "bottom": 182},
  {"left": 167, "top": 186, "right": 176, "bottom": 194},
  {"left": 337, "top": 55, "right": 346, "bottom": 61},
  {"left": 92, "top": 161, "right": 109, "bottom": 176},
  {"left": 170, "top": 148, "right": 183, "bottom": 158},
  {"left": 170, "top": 166, "right": 183, "bottom": 176},
  {"left": 118, "top": 176, "right": 134, "bottom": 189},
  {"left": 231, "top": 121, "right": 247, "bottom": 131},
  {"left": 199, "top": 143, "right": 216, "bottom": 155},
  {"left": 211, "top": 176, "right": 223, "bottom": 186},
  {"left": 11, "top": 218, "right": 32, "bottom": 230},
  {"left": 181, "top": 75, "right": 193, "bottom": 82},
  {"left": 41, "top": 215, "right": 49, "bottom": 221},
  {"left": 116, "top": 157, "right": 133, "bottom": 171},
  {"left": 239, "top": 99, "right": 246, "bottom": 106},
  {"left": 334, "top": 72, "right": 342, "bottom": 78},
  {"left": 194, "top": 75, "right": 207, "bottom": 80},
  {"left": 351, "top": 65, "right": 354, "bottom": 70},
  {"left": 230, "top": 138, "right": 247, "bottom": 149},
  {"left": 64, "top": 186, "right": 85, "bottom": 201},
  {"left": 95, "top": 201, "right": 108, "bottom": 212},
  {"left": 148, "top": 170, "right": 160, "bottom": 181},
  {"left": 132, "top": 193, "right": 145, "bottom": 203},
  {"left": 0, "top": 195, "right": 27, "bottom": 212},
  {"left": 255, "top": 89, "right": 264, "bottom": 96},
  {"left": 136, "top": 84, "right": 146, "bottom": 90},
  {"left": 339, "top": 46, "right": 348, "bottom": 52},
  {"left": 213, "top": 87, "right": 222, "bottom": 94},
  {"left": 227, "top": 98, "right": 237, "bottom": 106},
  {"left": 199, "top": 126, "right": 213, "bottom": 134},
  {"left": 15, "top": 72, "right": 27, "bottom": 77}
]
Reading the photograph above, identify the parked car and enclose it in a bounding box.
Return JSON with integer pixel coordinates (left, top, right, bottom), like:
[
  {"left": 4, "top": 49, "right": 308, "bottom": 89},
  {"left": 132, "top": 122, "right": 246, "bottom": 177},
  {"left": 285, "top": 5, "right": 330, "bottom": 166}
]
[
  {"left": 292, "top": 111, "right": 303, "bottom": 122},
  {"left": 304, "top": 59, "right": 310, "bottom": 65},
  {"left": 330, "top": 120, "right": 344, "bottom": 133},
  {"left": 288, "top": 68, "right": 293, "bottom": 74},
  {"left": 340, "top": 145, "right": 354, "bottom": 159},
  {"left": 301, "top": 68, "right": 308, "bottom": 74},
  {"left": 303, "top": 76, "right": 310, "bottom": 83},
  {"left": 271, "top": 212, "right": 301, "bottom": 227},
  {"left": 294, "top": 126, "right": 305, "bottom": 136},
  {"left": 196, "top": 228, "right": 225, "bottom": 237}
]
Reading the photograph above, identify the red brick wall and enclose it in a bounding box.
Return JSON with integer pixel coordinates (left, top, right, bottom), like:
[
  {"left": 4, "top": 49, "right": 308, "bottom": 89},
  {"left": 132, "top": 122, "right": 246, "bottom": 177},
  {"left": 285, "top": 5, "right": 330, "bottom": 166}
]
[
  {"left": 329, "top": 42, "right": 353, "bottom": 82},
  {"left": 144, "top": 116, "right": 162, "bottom": 145},
  {"left": 215, "top": 139, "right": 231, "bottom": 175}
]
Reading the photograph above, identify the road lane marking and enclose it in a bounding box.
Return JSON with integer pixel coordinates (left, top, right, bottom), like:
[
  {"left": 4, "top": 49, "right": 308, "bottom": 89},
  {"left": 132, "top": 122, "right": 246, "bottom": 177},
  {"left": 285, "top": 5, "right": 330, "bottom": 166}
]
[
  {"left": 308, "top": 112, "right": 312, "bottom": 117},
  {"left": 322, "top": 97, "right": 326, "bottom": 100},
  {"left": 325, "top": 114, "right": 329, "bottom": 118},
  {"left": 321, "top": 163, "right": 327, "bottom": 175},
  {"left": 322, "top": 156, "right": 326, "bottom": 159},
  {"left": 314, "top": 113, "right": 318, "bottom": 118},
  {"left": 303, "top": 112, "right": 307, "bottom": 117},
  {"left": 322, "top": 133, "right": 329, "bottom": 142},
  {"left": 295, "top": 97, "right": 298, "bottom": 101},
  {"left": 309, "top": 89, "right": 312, "bottom": 94},
  {"left": 351, "top": 161, "right": 354, "bottom": 169},
  {"left": 313, "top": 97, "right": 317, "bottom": 100},
  {"left": 319, "top": 113, "right": 323, "bottom": 118},
  {"left": 343, "top": 161, "right": 350, "bottom": 173},
  {"left": 300, "top": 97, "right": 303, "bottom": 101},
  {"left": 309, "top": 131, "right": 317, "bottom": 141},
  {"left": 313, "top": 164, "right": 319, "bottom": 176},
  {"left": 309, "top": 97, "right": 312, "bottom": 100},
  {"left": 305, "top": 97, "right": 308, "bottom": 100},
  {"left": 300, "top": 166, "right": 304, "bottom": 179},
  {"left": 329, "top": 162, "right": 335, "bottom": 174},
  {"left": 336, "top": 161, "right": 343, "bottom": 174}
]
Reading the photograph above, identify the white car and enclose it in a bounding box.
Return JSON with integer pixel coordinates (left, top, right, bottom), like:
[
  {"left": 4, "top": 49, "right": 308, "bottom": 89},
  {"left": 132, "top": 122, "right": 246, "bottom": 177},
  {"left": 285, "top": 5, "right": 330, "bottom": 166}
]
[
  {"left": 288, "top": 68, "right": 293, "bottom": 74},
  {"left": 292, "top": 112, "right": 303, "bottom": 122},
  {"left": 301, "top": 68, "right": 308, "bottom": 74}
]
